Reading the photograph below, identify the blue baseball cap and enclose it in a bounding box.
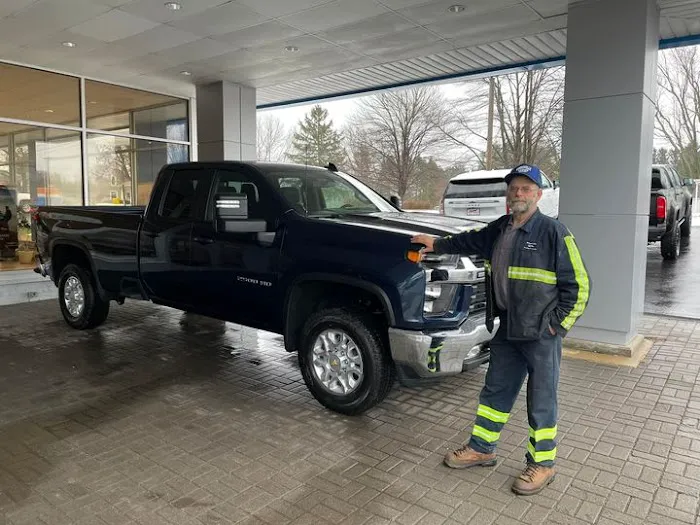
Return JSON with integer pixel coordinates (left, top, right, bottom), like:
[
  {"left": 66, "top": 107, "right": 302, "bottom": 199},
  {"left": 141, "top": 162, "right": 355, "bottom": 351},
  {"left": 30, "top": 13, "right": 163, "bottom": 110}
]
[{"left": 504, "top": 163, "right": 543, "bottom": 187}]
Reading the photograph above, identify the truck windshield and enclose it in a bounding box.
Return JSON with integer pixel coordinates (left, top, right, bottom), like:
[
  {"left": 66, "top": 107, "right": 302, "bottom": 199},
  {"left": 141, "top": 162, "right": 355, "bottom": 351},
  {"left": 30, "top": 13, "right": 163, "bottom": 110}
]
[{"left": 257, "top": 165, "right": 397, "bottom": 216}]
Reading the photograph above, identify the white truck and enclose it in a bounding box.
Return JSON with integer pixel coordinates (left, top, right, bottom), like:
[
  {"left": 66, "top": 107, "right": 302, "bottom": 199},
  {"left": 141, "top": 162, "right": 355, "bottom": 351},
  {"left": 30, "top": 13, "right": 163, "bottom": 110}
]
[{"left": 441, "top": 168, "right": 560, "bottom": 222}]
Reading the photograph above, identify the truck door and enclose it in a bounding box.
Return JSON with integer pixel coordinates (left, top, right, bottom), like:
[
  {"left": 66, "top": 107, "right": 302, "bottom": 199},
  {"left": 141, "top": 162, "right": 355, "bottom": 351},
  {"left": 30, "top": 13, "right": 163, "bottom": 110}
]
[
  {"left": 189, "top": 165, "right": 284, "bottom": 331},
  {"left": 139, "top": 166, "right": 212, "bottom": 309}
]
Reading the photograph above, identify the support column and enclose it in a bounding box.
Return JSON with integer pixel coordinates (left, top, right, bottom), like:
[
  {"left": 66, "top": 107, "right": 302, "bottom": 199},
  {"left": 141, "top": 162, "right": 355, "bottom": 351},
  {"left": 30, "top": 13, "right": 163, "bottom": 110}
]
[
  {"left": 195, "top": 81, "right": 256, "bottom": 161},
  {"left": 559, "top": 0, "right": 659, "bottom": 347}
]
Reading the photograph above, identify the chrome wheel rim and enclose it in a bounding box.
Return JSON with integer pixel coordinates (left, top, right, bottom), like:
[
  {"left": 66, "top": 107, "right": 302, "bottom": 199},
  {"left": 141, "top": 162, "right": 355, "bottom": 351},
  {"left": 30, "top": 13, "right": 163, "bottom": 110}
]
[
  {"left": 311, "top": 329, "right": 364, "bottom": 395},
  {"left": 64, "top": 276, "right": 85, "bottom": 318}
]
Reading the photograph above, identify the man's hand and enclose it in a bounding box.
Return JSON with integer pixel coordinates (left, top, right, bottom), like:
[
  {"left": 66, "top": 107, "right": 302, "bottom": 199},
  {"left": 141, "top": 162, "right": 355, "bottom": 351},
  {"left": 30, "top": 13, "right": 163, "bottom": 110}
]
[
  {"left": 411, "top": 234, "right": 436, "bottom": 253},
  {"left": 548, "top": 325, "right": 557, "bottom": 336}
]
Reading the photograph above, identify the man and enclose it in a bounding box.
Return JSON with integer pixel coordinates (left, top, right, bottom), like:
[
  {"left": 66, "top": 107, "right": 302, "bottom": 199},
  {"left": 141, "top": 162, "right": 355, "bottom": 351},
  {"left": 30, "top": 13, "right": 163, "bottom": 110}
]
[{"left": 412, "top": 163, "right": 590, "bottom": 496}]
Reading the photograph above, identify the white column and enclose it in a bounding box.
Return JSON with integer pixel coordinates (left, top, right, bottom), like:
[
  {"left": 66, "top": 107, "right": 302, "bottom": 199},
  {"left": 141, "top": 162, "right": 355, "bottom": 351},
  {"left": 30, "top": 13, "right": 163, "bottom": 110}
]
[
  {"left": 195, "top": 81, "right": 256, "bottom": 161},
  {"left": 559, "top": 0, "right": 659, "bottom": 346}
]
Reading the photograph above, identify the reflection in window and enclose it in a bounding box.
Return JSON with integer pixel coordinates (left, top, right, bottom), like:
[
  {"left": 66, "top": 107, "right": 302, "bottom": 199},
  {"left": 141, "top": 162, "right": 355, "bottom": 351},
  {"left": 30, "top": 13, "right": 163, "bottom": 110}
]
[
  {"left": 85, "top": 80, "right": 189, "bottom": 141},
  {"left": 87, "top": 134, "right": 189, "bottom": 206},
  {"left": 0, "top": 63, "right": 80, "bottom": 127},
  {"left": 0, "top": 123, "right": 81, "bottom": 261}
]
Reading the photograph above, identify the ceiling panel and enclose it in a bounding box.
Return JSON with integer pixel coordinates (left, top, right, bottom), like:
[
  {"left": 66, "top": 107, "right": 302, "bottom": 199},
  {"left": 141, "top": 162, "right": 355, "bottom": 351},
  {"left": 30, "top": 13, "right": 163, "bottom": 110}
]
[
  {"left": 314, "top": 12, "right": 417, "bottom": 45},
  {"left": 236, "top": 0, "right": 333, "bottom": 18},
  {"left": 118, "top": 0, "right": 230, "bottom": 23},
  {"left": 167, "top": 2, "right": 269, "bottom": 37},
  {"left": 213, "top": 21, "right": 306, "bottom": 49},
  {"left": 151, "top": 38, "right": 232, "bottom": 67},
  {"left": 0, "top": 0, "right": 697, "bottom": 106},
  {"left": 280, "top": 0, "right": 387, "bottom": 33},
  {"left": 395, "top": 0, "right": 522, "bottom": 27},
  {"left": 69, "top": 9, "right": 160, "bottom": 42}
]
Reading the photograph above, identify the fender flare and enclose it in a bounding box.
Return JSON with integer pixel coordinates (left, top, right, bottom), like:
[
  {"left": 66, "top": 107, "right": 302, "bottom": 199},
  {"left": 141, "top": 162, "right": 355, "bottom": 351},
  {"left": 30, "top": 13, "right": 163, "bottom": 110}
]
[
  {"left": 283, "top": 273, "right": 397, "bottom": 350},
  {"left": 50, "top": 239, "right": 110, "bottom": 301}
]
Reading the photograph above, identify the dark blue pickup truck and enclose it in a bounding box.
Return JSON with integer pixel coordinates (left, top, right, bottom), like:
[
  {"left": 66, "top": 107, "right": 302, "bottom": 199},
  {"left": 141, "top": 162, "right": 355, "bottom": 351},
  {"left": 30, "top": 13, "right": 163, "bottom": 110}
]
[{"left": 33, "top": 161, "right": 495, "bottom": 414}]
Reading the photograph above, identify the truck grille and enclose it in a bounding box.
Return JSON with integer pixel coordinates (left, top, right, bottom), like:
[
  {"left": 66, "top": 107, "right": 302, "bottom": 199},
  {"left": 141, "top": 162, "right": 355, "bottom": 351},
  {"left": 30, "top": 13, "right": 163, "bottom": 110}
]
[
  {"left": 467, "top": 254, "right": 486, "bottom": 314},
  {"left": 469, "top": 281, "right": 487, "bottom": 314}
]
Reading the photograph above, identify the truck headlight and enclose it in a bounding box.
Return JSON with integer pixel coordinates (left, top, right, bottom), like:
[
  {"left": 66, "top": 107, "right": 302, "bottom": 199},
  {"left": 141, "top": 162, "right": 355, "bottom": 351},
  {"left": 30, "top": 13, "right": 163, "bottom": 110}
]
[{"left": 424, "top": 282, "right": 458, "bottom": 315}]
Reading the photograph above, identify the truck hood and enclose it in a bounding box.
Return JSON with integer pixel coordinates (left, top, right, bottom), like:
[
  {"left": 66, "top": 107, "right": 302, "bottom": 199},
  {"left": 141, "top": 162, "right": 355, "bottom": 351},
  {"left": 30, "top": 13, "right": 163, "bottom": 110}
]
[{"left": 316, "top": 211, "right": 488, "bottom": 237}]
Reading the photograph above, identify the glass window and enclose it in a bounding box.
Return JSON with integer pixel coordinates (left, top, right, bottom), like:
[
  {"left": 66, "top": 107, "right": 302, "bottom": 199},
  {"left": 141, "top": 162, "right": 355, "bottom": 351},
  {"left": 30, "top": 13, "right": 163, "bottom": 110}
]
[
  {"left": 85, "top": 80, "right": 188, "bottom": 141},
  {"left": 540, "top": 174, "right": 553, "bottom": 189},
  {"left": 258, "top": 166, "right": 395, "bottom": 216},
  {"left": 0, "top": 123, "right": 82, "bottom": 266},
  {"left": 0, "top": 63, "right": 80, "bottom": 127},
  {"left": 212, "top": 169, "right": 274, "bottom": 222},
  {"left": 444, "top": 179, "right": 507, "bottom": 199},
  {"left": 86, "top": 134, "right": 189, "bottom": 206},
  {"left": 161, "top": 169, "right": 209, "bottom": 220}
]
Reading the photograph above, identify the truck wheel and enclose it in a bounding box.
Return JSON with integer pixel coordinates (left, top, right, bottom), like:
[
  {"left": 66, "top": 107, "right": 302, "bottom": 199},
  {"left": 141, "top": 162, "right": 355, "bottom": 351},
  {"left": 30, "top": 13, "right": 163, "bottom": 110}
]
[
  {"left": 681, "top": 211, "right": 692, "bottom": 238},
  {"left": 298, "top": 308, "right": 395, "bottom": 416},
  {"left": 661, "top": 223, "right": 681, "bottom": 260},
  {"left": 58, "top": 264, "right": 110, "bottom": 329}
]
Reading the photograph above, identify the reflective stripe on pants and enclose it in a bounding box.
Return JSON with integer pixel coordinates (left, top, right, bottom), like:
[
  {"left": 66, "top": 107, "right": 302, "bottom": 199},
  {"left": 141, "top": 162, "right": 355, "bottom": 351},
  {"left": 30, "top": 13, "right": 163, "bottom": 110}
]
[{"left": 468, "top": 317, "right": 562, "bottom": 466}]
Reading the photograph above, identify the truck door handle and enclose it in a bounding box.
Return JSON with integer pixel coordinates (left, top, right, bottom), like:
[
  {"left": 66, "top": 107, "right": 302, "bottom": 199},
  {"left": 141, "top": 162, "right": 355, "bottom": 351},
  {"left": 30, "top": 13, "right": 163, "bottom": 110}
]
[{"left": 193, "top": 236, "right": 214, "bottom": 245}]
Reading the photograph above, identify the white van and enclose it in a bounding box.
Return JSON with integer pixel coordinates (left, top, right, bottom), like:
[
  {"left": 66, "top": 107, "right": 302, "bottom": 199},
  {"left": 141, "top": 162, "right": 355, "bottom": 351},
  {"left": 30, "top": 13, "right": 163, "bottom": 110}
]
[{"left": 441, "top": 168, "right": 560, "bottom": 222}]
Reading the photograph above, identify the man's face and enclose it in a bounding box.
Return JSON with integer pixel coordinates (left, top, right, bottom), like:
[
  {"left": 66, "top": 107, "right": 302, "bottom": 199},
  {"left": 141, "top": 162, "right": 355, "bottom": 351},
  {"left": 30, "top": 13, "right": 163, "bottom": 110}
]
[{"left": 507, "top": 176, "right": 542, "bottom": 214}]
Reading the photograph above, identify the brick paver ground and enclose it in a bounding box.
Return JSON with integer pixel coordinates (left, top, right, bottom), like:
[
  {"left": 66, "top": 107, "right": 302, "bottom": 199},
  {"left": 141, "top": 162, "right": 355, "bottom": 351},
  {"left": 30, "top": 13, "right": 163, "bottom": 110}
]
[{"left": 1, "top": 300, "right": 699, "bottom": 525}]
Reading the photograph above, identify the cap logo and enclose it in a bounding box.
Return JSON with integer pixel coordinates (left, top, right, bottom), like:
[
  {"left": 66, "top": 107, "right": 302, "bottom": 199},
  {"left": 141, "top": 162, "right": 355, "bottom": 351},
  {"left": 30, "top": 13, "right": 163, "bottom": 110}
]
[{"left": 515, "top": 165, "right": 532, "bottom": 174}]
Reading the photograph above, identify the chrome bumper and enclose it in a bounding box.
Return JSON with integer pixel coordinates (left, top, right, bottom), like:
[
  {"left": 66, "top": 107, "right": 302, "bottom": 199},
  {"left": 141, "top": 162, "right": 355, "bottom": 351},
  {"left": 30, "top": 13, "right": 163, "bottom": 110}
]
[{"left": 388, "top": 315, "right": 498, "bottom": 378}]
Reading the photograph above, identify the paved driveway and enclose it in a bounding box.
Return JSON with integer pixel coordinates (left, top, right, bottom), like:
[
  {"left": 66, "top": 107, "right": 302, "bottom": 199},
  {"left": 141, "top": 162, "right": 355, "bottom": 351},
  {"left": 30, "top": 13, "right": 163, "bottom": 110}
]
[{"left": 0, "top": 300, "right": 699, "bottom": 525}]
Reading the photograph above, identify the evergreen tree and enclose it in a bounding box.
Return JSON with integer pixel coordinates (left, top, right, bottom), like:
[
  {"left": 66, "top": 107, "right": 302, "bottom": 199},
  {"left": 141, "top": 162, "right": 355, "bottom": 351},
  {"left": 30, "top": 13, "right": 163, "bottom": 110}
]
[{"left": 287, "top": 105, "right": 345, "bottom": 166}]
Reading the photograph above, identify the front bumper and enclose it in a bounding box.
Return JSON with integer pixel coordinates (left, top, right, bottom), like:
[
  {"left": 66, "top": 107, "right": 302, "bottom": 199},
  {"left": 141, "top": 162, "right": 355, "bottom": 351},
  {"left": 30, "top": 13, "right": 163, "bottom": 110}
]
[{"left": 388, "top": 314, "right": 498, "bottom": 379}]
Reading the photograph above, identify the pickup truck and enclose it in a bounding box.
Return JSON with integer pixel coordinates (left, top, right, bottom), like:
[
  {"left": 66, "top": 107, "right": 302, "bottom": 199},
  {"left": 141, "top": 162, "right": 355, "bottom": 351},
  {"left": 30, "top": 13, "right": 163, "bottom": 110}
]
[
  {"left": 33, "top": 161, "right": 495, "bottom": 415},
  {"left": 649, "top": 163, "right": 693, "bottom": 260}
]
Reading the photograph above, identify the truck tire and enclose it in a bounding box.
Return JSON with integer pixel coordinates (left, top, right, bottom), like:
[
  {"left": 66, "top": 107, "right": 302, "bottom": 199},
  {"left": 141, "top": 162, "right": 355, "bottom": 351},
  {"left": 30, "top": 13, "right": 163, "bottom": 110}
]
[
  {"left": 298, "top": 307, "right": 395, "bottom": 416},
  {"left": 58, "top": 263, "right": 110, "bottom": 329},
  {"left": 661, "top": 223, "right": 681, "bottom": 260},
  {"left": 681, "top": 210, "right": 692, "bottom": 238}
]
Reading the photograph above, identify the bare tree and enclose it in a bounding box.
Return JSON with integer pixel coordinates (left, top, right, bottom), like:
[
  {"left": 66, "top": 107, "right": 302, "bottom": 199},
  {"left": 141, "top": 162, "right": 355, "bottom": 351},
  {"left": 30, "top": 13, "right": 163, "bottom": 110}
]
[
  {"left": 347, "top": 86, "right": 449, "bottom": 199},
  {"left": 256, "top": 113, "right": 289, "bottom": 162},
  {"left": 656, "top": 47, "right": 700, "bottom": 179},
  {"left": 440, "top": 67, "right": 565, "bottom": 177}
]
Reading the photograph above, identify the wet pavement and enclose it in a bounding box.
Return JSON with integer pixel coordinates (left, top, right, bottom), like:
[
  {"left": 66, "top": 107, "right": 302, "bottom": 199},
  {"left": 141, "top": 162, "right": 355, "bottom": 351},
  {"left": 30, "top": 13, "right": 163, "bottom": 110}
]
[
  {"left": 645, "top": 223, "right": 700, "bottom": 318},
  {"left": 2, "top": 301, "right": 700, "bottom": 524}
]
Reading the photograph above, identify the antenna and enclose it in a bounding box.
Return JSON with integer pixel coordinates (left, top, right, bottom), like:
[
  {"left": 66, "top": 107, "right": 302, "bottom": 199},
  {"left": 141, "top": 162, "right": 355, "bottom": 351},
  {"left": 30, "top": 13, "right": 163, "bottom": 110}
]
[{"left": 327, "top": 162, "right": 337, "bottom": 172}]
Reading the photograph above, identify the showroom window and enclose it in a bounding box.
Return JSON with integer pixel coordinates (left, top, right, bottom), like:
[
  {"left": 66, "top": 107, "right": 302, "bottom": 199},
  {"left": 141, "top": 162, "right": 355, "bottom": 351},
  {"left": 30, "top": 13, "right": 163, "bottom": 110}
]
[{"left": 0, "top": 61, "right": 191, "bottom": 271}]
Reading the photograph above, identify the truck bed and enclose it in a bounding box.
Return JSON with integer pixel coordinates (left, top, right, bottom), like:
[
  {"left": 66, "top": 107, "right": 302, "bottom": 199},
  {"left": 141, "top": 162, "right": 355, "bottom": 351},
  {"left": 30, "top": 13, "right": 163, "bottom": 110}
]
[{"left": 35, "top": 205, "right": 145, "bottom": 298}]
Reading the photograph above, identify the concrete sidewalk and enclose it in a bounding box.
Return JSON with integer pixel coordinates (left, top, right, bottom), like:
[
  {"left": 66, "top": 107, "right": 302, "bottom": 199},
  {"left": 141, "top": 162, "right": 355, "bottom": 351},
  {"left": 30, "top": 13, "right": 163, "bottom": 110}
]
[{"left": 0, "top": 300, "right": 698, "bottom": 525}]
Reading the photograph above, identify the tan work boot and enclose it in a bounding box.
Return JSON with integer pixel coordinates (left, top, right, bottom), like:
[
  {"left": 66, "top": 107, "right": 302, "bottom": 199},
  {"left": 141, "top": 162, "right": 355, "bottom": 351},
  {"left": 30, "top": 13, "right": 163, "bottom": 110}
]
[
  {"left": 511, "top": 462, "right": 556, "bottom": 495},
  {"left": 443, "top": 444, "right": 497, "bottom": 469}
]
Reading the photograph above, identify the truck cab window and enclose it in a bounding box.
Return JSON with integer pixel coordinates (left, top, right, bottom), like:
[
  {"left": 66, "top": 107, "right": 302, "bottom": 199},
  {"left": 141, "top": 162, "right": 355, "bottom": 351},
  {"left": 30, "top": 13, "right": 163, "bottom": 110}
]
[
  {"left": 212, "top": 170, "right": 268, "bottom": 221},
  {"left": 160, "top": 169, "right": 209, "bottom": 220}
]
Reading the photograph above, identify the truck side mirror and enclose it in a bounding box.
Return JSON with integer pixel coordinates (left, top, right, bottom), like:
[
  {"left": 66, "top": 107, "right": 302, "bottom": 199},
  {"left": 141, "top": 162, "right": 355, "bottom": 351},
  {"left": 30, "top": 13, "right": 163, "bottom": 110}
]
[
  {"left": 684, "top": 178, "right": 694, "bottom": 187},
  {"left": 214, "top": 193, "right": 266, "bottom": 233},
  {"left": 553, "top": 180, "right": 559, "bottom": 189},
  {"left": 390, "top": 195, "right": 401, "bottom": 208}
]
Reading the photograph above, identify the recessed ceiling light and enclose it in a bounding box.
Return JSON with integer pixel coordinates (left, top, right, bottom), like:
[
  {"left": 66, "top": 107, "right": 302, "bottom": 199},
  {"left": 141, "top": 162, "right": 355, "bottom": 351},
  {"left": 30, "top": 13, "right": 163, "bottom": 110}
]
[
  {"left": 62, "top": 41, "right": 76, "bottom": 48},
  {"left": 180, "top": 70, "right": 191, "bottom": 76},
  {"left": 448, "top": 4, "right": 465, "bottom": 13},
  {"left": 44, "top": 109, "right": 54, "bottom": 113},
  {"left": 284, "top": 45, "right": 299, "bottom": 52},
  {"left": 164, "top": 2, "right": 181, "bottom": 10}
]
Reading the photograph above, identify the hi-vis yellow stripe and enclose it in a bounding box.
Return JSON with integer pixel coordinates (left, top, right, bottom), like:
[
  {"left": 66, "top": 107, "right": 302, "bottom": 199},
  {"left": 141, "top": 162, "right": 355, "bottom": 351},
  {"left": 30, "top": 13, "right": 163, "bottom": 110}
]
[
  {"left": 472, "top": 425, "right": 500, "bottom": 443},
  {"left": 562, "top": 235, "right": 590, "bottom": 330},
  {"left": 477, "top": 404, "right": 510, "bottom": 424},
  {"left": 528, "top": 442, "right": 557, "bottom": 463},
  {"left": 529, "top": 426, "right": 557, "bottom": 442},
  {"left": 508, "top": 266, "right": 557, "bottom": 285}
]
